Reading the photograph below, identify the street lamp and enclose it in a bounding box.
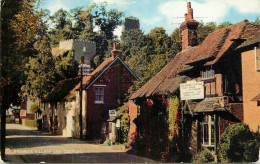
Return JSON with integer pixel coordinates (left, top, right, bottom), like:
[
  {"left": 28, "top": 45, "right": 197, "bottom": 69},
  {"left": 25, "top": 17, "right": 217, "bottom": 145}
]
[{"left": 78, "top": 63, "right": 93, "bottom": 139}]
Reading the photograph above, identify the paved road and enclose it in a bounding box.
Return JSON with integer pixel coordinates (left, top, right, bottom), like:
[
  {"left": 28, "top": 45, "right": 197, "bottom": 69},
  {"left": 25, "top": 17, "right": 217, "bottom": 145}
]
[{"left": 5, "top": 123, "right": 156, "bottom": 163}]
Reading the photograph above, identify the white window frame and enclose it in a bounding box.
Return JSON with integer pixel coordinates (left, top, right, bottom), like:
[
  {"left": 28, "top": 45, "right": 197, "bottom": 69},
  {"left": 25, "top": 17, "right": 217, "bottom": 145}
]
[
  {"left": 202, "top": 115, "right": 215, "bottom": 147},
  {"left": 95, "top": 86, "right": 104, "bottom": 104},
  {"left": 202, "top": 69, "right": 215, "bottom": 79}
]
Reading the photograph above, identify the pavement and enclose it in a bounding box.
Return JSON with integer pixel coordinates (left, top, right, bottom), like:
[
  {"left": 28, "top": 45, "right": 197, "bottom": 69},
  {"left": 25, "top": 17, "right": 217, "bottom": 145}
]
[{"left": 5, "top": 123, "right": 156, "bottom": 163}]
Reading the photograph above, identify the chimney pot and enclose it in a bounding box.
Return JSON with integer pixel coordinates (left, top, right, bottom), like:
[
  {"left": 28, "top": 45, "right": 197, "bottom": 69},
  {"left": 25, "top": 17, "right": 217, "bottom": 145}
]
[
  {"left": 111, "top": 42, "right": 122, "bottom": 60},
  {"left": 180, "top": 2, "right": 198, "bottom": 50}
]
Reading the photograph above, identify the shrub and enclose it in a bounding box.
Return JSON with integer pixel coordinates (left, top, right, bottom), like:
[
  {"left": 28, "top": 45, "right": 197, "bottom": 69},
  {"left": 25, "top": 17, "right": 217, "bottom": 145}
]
[
  {"left": 192, "top": 149, "right": 214, "bottom": 163},
  {"left": 119, "top": 111, "right": 130, "bottom": 143},
  {"left": 218, "top": 123, "right": 259, "bottom": 162},
  {"left": 30, "top": 103, "right": 40, "bottom": 113},
  {"left": 103, "top": 139, "right": 111, "bottom": 146},
  {"left": 25, "top": 119, "right": 37, "bottom": 127}
]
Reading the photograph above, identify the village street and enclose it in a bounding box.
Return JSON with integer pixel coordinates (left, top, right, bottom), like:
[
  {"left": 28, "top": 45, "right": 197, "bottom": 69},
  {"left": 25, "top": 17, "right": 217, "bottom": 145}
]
[{"left": 5, "top": 123, "right": 156, "bottom": 163}]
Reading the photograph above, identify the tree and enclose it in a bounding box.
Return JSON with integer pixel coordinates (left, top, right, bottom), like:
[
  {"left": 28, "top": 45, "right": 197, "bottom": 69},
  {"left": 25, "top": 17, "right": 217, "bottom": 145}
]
[
  {"left": 254, "top": 17, "right": 260, "bottom": 24},
  {"left": 21, "top": 36, "right": 56, "bottom": 100},
  {"left": 70, "top": 5, "right": 96, "bottom": 40},
  {"left": 49, "top": 9, "right": 73, "bottom": 47},
  {"left": 170, "top": 28, "right": 182, "bottom": 54},
  {"left": 54, "top": 50, "right": 79, "bottom": 82},
  {"left": 218, "top": 123, "right": 259, "bottom": 162},
  {"left": 217, "top": 21, "right": 232, "bottom": 30},
  {"left": 121, "top": 29, "right": 146, "bottom": 60},
  {"left": 1, "top": 0, "right": 39, "bottom": 110},
  {"left": 197, "top": 21, "right": 217, "bottom": 44}
]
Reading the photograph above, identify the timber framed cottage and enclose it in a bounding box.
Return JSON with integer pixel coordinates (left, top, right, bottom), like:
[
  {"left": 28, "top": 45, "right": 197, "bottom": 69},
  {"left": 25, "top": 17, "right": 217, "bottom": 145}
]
[
  {"left": 129, "top": 2, "right": 260, "bottom": 162},
  {"left": 42, "top": 43, "right": 138, "bottom": 139}
]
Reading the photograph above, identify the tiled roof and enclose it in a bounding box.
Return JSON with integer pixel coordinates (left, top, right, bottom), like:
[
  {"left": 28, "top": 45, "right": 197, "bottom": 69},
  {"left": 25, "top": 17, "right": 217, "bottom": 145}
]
[
  {"left": 187, "top": 20, "right": 248, "bottom": 65},
  {"left": 66, "top": 57, "right": 114, "bottom": 100},
  {"left": 130, "top": 47, "right": 197, "bottom": 99},
  {"left": 131, "top": 20, "right": 260, "bottom": 99}
]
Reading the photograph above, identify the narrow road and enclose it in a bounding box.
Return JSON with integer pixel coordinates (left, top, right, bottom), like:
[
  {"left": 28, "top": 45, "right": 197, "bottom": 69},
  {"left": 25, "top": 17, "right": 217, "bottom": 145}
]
[{"left": 5, "top": 123, "right": 156, "bottom": 163}]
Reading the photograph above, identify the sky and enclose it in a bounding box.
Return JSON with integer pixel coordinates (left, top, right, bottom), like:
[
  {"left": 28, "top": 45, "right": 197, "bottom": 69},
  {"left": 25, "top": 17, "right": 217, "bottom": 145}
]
[{"left": 40, "top": 0, "right": 260, "bottom": 37}]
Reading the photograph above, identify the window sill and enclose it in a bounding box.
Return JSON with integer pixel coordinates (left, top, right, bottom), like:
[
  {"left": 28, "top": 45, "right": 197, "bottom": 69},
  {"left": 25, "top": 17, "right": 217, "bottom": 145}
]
[
  {"left": 201, "top": 76, "right": 216, "bottom": 81},
  {"left": 95, "top": 101, "right": 104, "bottom": 104}
]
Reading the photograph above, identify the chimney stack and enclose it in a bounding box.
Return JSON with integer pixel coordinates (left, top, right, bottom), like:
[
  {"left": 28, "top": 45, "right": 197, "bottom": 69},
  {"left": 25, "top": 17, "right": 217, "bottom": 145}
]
[
  {"left": 180, "top": 2, "right": 199, "bottom": 50},
  {"left": 111, "top": 42, "right": 122, "bottom": 60}
]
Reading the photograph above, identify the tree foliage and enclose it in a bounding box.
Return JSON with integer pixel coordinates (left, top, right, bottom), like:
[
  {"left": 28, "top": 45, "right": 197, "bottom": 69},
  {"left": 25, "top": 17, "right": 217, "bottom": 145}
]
[
  {"left": 218, "top": 123, "right": 259, "bottom": 162},
  {"left": 1, "top": 0, "right": 39, "bottom": 109}
]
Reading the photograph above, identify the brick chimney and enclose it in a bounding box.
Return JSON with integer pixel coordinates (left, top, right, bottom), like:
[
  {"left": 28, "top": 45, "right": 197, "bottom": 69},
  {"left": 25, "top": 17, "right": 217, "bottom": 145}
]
[
  {"left": 180, "top": 2, "right": 199, "bottom": 50},
  {"left": 111, "top": 42, "right": 122, "bottom": 60}
]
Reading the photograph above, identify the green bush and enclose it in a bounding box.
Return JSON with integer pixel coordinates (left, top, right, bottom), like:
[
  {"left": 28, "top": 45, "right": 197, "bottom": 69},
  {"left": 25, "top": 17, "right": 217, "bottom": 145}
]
[
  {"left": 25, "top": 119, "right": 37, "bottom": 127},
  {"left": 192, "top": 150, "right": 214, "bottom": 163},
  {"left": 30, "top": 103, "right": 40, "bottom": 113},
  {"left": 103, "top": 139, "right": 111, "bottom": 146},
  {"left": 218, "top": 123, "right": 259, "bottom": 162},
  {"left": 192, "top": 149, "right": 214, "bottom": 163},
  {"left": 119, "top": 112, "right": 130, "bottom": 143}
]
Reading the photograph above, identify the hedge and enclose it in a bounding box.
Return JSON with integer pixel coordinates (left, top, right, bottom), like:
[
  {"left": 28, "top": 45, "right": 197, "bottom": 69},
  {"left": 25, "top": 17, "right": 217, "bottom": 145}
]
[{"left": 25, "top": 119, "right": 37, "bottom": 127}]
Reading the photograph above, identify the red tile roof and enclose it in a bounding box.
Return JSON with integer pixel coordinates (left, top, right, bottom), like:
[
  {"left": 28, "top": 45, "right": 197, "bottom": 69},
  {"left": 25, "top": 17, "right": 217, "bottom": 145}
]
[{"left": 66, "top": 57, "right": 114, "bottom": 100}]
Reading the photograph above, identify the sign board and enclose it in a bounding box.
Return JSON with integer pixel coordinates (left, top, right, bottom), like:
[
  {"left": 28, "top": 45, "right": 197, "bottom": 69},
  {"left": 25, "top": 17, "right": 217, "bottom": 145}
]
[
  {"left": 116, "top": 119, "right": 120, "bottom": 128},
  {"left": 180, "top": 80, "right": 204, "bottom": 100},
  {"left": 109, "top": 110, "right": 116, "bottom": 117},
  {"left": 20, "top": 110, "right": 26, "bottom": 117}
]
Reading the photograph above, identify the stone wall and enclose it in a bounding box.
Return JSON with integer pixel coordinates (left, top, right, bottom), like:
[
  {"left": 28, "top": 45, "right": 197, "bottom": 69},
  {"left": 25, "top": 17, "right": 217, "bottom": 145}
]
[
  {"left": 59, "top": 39, "right": 96, "bottom": 64},
  {"left": 122, "top": 17, "right": 140, "bottom": 33}
]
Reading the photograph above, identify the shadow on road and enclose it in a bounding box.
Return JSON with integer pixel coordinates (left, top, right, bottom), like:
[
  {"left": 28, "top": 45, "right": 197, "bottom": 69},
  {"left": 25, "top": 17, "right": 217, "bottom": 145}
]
[
  {"left": 6, "top": 136, "right": 83, "bottom": 149},
  {"left": 11, "top": 152, "right": 156, "bottom": 163}
]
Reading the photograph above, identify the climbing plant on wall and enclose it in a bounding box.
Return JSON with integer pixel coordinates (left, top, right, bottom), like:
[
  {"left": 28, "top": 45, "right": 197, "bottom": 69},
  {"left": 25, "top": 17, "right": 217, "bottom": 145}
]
[
  {"left": 167, "top": 96, "right": 179, "bottom": 142},
  {"left": 167, "top": 96, "right": 182, "bottom": 162}
]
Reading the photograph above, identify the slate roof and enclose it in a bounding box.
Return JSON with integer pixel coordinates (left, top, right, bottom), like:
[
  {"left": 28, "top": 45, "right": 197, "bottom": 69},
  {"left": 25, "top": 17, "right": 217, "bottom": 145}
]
[{"left": 130, "top": 20, "right": 260, "bottom": 100}]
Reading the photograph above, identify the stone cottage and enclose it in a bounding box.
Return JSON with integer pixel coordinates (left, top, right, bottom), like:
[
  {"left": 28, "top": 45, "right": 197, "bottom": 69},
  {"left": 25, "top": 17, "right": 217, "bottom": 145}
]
[
  {"left": 42, "top": 43, "right": 138, "bottom": 139},
  {"left": 129, "top": 2, "right": 260, "bottom": 162}
]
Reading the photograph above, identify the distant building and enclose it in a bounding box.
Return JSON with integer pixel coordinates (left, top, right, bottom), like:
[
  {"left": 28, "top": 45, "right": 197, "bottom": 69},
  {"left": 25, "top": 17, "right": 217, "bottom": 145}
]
[
  {"left": 51, "top": 39, "right": 96, "bottom": 64},
  {"left": 122, "top": 16, "right": 140, "bottom": 33}
]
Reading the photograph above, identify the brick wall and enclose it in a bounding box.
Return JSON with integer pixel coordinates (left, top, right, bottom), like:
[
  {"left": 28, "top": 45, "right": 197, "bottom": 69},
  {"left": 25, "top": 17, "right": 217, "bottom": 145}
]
[
  {"left": 85, "top": 60, "right": 136, "bottom": 138},
  {"left": 241, "top": 48, "right": 260, "bottom": 132}
]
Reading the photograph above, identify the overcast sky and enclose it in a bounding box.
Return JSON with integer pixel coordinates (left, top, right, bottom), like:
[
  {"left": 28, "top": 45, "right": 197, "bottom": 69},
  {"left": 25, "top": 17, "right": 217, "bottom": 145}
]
[{"left": 40, "top": 0, "right": 260, "bottom": 37}]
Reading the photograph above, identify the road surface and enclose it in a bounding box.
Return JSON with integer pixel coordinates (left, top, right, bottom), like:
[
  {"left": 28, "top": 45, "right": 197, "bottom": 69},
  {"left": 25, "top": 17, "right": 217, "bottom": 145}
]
[{"left": 5, "top": 123, "right": 156, "bottom": 163}]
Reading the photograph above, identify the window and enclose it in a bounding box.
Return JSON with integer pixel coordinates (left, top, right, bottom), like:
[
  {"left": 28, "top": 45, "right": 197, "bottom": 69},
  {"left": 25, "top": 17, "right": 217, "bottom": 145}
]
[
  {"left": 202, "top": 69, "right": 215, "bottom": 79},
  {"left": 202, "top": 115, "right": 215, "bottom": 147},
  {"left": 95, "top": 87, "right": 104, "bottom": 104},
  {"left": 257, "top": 101, "right": 260, "bottom": 106}
]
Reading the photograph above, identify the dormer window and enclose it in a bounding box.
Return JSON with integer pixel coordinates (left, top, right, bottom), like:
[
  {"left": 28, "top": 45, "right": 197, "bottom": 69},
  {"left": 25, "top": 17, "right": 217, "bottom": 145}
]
[{"left": 202, "top": 69, "right": 215, "bottom": 79}]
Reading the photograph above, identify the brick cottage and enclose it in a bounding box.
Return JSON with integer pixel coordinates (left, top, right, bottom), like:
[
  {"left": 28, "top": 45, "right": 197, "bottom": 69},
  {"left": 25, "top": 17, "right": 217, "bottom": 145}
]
[
  {"left": 128, "top": 2, "right": 260, "bottom": 162},
  {"left": 42, "top": 43, "right": 138, "bottom": 139}
]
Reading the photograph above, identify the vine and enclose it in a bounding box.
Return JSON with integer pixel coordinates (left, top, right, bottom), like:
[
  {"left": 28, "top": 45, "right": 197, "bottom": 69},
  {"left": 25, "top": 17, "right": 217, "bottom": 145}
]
[{"left": 167, "top": 96, "right": 180, "bottom": 143}]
